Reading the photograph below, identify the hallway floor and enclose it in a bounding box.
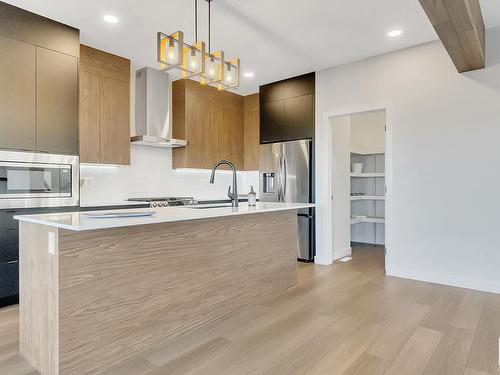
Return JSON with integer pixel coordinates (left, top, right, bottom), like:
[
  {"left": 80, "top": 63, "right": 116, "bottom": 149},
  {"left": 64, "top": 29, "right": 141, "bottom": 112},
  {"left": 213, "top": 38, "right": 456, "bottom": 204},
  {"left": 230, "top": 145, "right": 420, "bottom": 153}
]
[{"left": 1, "top": 246, "right": 499, "bottom": 374}]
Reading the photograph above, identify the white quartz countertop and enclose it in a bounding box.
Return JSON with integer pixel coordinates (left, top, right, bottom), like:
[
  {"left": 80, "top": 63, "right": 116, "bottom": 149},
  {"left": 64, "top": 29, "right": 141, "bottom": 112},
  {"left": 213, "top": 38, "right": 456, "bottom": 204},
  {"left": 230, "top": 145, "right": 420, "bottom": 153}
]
[{"left": 14, "top": 202, "right": 315, "bottom": 232}]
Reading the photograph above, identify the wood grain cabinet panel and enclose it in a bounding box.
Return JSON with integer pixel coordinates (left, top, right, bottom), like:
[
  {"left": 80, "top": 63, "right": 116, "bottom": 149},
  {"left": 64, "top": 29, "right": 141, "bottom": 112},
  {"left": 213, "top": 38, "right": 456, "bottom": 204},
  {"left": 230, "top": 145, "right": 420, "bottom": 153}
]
[
  {"left": 184, "top": 97, "right": 219, "bottom": 169},
  {"left": 99, "top": 77, "right": 130, "bottom": 165},
  {"left": 219, "top": 106, "right": 244, "bottom": 169},
  {"left": 79, "top": 71, "right": 100, "bottom": 163},
  {"left": 79, "top": 45, "right": 130, "bottom": 165},
  {"left": 244, "top": 94, "right": 260, "bottom": 171},
  {"left": 36, "top": 47, "right": 78, "bottom": 154},
  {"left": 173, "top": 79, "right": 244, "bottom": 169},
  {"left": 80, "top": 45, "right": 130, "bottom": 82},
  {"left": 0, "top": 36, "right": 36, "bottom": 151}
]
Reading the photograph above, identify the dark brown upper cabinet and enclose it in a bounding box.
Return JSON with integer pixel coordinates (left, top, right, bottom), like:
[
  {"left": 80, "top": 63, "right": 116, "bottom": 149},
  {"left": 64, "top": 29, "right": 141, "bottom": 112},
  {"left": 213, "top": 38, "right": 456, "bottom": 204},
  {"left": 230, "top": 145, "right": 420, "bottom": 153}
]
[
  {"left": 0, "top": 1, "right": 79, "bottom": 58},
  {"left": 259, "top": 72, "right": 315, "bottom": 144},
  {"left": 260, "top": 101, "right": 285, "bottom": 143},
  {"left": 0, "top": 1, "right": 79, "bottom": 155},
  {"left": 0, "top": 36, "right": 36, "bottom": 151},
  {"left": 36, "top": 47, "right": 78, "bottom": 154}
]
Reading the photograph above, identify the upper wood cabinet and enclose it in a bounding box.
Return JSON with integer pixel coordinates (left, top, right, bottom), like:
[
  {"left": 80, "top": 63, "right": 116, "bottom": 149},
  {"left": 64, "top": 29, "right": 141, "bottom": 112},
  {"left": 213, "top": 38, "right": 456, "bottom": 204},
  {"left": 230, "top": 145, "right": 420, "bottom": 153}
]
[
  {"left": 79, "top": 45, "right": 130, "bottom": 165},
  {"left": 172, "top": 79, "right": 260, "bottom": 171},
  {"left": 218, "top": 92, "right": 244, "bottom": 168},
  {"left": 79, "top": 71, "right": 100, "bottom": 163},
  {"left": 243, "top": 94, "right": 260, "bottom": 171},
  {"left": 172, "top": 79, "right": 244, "bottom": 170},
  {"left": 80, "top": 45, "right": 130, "bottom": 82},
  {"left": 99, "top": 77, "right": 130, "bottom": 165}
]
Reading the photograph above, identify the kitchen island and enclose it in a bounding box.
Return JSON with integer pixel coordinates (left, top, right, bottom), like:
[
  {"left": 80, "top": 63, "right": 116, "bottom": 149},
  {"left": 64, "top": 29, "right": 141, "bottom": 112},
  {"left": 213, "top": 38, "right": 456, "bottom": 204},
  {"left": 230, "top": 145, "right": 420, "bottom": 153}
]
[{"left": 15, "top": 202, "right": 313, "bottom": 375}]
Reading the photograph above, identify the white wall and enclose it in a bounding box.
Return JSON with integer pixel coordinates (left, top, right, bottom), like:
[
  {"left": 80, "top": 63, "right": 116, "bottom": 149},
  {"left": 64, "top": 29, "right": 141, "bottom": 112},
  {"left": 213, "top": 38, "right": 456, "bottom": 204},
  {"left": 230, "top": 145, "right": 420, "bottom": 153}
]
[
  {"left": 330, "top": 116, "right": 351, "bottom": 260},
  {"left": 350, "top": 110, "right": 386, "bottom": 154},
  {"left": 80, "top": 63, "right": 259, "bottom": 206},
  {"left": 316, "top": 26, "right": 500, "bottom": 293}
]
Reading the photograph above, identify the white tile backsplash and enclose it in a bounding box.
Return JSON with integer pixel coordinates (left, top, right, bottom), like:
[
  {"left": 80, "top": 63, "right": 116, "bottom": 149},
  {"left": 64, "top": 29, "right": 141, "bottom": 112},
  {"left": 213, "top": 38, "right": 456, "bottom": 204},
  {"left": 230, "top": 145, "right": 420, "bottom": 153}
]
[{"left": 80, "top": 145, "right": 259, "bottom": 207}]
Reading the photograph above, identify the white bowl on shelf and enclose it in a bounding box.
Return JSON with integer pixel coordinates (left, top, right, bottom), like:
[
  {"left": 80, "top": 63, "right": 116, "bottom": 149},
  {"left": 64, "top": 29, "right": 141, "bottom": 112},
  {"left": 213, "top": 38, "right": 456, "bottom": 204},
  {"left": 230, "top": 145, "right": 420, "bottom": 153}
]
[{"left": 351, "top": 163, "right": 363, "bottom": 174}]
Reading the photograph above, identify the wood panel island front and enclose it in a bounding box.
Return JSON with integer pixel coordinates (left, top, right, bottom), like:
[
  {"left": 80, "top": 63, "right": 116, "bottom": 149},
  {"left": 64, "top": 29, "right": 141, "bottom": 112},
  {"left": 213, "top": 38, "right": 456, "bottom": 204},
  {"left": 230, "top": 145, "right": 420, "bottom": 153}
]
[{"left": 14, "top": 202, "right": 313, "bottom": 375}]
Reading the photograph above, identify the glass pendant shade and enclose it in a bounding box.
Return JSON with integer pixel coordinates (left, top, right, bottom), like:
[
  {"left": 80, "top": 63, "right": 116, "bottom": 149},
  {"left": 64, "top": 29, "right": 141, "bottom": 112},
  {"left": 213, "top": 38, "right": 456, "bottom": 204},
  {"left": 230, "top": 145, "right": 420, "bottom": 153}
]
[
  {"left": 200, "top": 51, "right": 224, "bottom": 85},
  {"left": 181, "top": 41, "right": 205, "bottom": 78},
  {"left": 157, "top": 31, "right": 184, "bottom": 71},
  {"left": 217, "top": 58, "right": 240, "bottom": 90}
]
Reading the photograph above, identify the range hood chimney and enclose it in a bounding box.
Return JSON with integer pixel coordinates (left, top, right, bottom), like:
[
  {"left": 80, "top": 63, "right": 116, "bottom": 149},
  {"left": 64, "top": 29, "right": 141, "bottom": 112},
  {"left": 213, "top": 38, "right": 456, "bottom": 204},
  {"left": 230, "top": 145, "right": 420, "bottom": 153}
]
[{"left": 131, "top": 67, "right": 187, "bottom": 148}]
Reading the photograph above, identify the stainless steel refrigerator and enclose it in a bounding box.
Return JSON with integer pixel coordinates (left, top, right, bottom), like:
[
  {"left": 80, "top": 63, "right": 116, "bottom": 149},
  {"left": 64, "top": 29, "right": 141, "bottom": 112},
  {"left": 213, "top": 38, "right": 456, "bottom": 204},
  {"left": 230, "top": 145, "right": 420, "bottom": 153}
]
[{"left": 259, "top": 139, "right": 315, "bottom": 261}]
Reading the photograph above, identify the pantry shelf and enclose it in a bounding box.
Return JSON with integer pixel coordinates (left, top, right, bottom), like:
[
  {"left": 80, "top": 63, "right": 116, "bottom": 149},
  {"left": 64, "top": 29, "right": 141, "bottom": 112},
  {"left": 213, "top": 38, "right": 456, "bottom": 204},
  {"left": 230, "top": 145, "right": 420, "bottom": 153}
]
[
  {"left": 350, "top": 195, "right": 385, "bottom": 201},
  {"left": 350, "top": 216, "right": 385, "bottom": 225},
  {"left": 350, "top": 173, "right": 385, "bottom": 178}
]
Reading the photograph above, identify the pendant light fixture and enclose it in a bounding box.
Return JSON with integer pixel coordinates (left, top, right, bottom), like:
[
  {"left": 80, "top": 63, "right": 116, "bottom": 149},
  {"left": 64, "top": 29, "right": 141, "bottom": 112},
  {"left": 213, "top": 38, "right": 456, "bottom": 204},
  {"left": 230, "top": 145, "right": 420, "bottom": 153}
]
[{"left": 157, "top": 0, "right": 240, "bottom": 90}]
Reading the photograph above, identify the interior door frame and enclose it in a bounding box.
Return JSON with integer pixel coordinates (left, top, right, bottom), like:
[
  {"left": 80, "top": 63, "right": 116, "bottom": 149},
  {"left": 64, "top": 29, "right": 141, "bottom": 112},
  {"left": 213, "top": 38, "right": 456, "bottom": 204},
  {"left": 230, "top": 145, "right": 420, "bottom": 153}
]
[{"left": 321, "top": 103, "right": 393, "bottom": 268}]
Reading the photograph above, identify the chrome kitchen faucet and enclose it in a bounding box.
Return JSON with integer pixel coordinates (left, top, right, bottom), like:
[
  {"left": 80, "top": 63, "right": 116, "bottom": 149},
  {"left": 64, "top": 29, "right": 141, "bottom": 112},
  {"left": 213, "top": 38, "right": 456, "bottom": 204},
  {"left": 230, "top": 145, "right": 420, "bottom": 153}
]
[{"left": 210, "top": 160, "right": 239, "bottom": 207}]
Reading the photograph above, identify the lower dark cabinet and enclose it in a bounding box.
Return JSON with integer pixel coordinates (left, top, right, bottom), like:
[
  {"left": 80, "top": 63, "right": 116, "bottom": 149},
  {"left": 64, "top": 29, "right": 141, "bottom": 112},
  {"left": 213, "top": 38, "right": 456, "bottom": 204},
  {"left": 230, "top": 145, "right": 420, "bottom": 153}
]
[
  {"left": 0, "top": 261, "right": 18, "bottom": 307},
  {"left": 0, "top": 228, "right": 18, "bottom": 262}
]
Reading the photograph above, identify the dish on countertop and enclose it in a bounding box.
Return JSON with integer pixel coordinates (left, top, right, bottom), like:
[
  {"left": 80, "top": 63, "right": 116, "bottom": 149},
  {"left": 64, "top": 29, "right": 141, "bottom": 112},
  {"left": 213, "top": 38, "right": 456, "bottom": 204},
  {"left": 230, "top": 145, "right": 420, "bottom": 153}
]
[{"left": 82, "top": 211, "right": 156, "bottom": 219}]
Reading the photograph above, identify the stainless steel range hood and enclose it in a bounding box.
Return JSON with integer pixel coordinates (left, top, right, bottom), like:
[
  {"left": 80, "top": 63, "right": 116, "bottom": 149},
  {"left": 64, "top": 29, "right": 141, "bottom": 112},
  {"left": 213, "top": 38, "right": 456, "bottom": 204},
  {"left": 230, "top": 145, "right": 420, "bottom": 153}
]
[{"left": 131, "top": 67, "right": 187, "bottom": 148}]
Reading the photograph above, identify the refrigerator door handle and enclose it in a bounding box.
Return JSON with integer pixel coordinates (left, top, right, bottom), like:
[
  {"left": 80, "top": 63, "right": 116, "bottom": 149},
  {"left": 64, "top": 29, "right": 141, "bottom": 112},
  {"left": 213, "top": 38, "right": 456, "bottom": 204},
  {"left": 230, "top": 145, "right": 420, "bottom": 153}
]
[
  {"left": 298, "top": 212, "right": 314, "bottom": 219},
  {"left": 282, "top": 155, "right": 287, "bottom": 200},
  {"left": 277, "top": 153, "right": 284, "bottom": 202}
]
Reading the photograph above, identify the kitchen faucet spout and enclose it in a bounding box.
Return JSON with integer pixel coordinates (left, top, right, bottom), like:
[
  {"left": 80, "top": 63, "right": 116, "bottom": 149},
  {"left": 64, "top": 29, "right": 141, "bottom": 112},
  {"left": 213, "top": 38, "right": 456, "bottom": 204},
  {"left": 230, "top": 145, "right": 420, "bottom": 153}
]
[{"left": 210, "top": 160, "right": 238, "bottom": 207}]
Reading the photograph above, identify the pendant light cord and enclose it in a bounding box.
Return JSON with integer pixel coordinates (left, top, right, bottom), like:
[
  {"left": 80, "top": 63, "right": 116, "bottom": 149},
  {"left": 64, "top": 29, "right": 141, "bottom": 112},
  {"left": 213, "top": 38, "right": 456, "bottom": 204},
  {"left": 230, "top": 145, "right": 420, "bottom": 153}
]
[
  {"left": 194, "top": 0, "right": 198, "bottom": 42},
  {"left": 208, "top": 0, "right": 211, "bottom": 53}
]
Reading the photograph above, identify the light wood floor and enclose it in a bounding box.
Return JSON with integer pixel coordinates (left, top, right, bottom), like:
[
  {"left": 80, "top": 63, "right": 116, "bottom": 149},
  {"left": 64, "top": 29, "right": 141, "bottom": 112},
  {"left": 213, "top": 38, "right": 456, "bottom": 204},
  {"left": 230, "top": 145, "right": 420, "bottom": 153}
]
[{"left": 1, "top": 246, "right": 500, "bottom": 375}]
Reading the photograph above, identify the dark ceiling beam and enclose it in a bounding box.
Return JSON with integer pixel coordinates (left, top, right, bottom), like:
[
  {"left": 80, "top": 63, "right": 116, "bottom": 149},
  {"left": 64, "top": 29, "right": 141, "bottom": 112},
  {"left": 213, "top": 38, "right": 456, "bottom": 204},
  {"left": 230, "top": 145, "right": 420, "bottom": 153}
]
[{"left": 419, "top": 0, "right": 485, "bottom": 72}]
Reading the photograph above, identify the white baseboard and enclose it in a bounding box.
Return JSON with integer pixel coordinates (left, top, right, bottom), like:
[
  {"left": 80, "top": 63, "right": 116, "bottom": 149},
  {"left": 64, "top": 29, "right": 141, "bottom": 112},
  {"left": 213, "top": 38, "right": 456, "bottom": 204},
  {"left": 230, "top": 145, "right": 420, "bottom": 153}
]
[
  {"left": 333, "top": 247, "right": 352, "bottom": 261},
  {"left": 314, "top": 255, "right": 333, "bottom": 265},
  {"left": 386, "top": 265, "right": 500, "bottom": 295}
]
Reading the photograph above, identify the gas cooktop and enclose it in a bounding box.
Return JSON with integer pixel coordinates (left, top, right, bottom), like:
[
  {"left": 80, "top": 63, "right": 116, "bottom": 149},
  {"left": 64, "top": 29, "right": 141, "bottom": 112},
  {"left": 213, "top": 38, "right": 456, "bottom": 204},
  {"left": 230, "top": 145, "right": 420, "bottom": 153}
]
[{"left": 127, "top": 197, "right": 198, "bottom": 207}]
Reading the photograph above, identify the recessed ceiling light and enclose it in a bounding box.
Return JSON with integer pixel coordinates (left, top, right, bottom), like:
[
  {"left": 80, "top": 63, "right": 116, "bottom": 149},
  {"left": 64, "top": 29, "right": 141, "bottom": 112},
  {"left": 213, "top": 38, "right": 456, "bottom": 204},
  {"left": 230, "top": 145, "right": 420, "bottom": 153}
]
[
  {"left": 243, "top": 72, "right": 254, "bottom": 78},
  {"left": 103, "top": 14, "right": 119, "bottom": 24},
  {"left": 387, "top": 29, "right": 403, "bottom": 37}
]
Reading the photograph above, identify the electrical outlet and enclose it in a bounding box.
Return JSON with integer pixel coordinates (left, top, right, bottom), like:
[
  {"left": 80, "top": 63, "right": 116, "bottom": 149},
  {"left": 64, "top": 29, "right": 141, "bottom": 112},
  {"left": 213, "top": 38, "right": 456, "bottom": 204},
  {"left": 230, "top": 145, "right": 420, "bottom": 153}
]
[{"left": 48, "top": 231, "right": 56, "bottom": 255}]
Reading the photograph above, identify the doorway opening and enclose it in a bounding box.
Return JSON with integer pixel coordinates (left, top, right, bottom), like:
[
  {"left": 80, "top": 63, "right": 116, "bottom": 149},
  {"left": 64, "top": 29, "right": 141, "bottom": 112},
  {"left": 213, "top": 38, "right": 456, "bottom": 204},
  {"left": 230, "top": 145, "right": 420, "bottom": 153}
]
[{"left": 330, "top": 109, "right": 387, "bottom": 270}]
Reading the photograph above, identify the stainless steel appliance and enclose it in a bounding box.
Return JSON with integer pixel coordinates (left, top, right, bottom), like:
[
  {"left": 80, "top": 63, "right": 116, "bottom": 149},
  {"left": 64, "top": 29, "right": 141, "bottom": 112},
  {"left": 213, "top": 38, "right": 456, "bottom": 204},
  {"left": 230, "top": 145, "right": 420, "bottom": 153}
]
[
  {"left": 0, "top": 150, "right": 79, "bottom": 209},
  {"left": 128, "top": 196, "right": 198, "bottom": 207},
  {"left": 0, "top": 150, "right": 79, "bottom": 307},
  {"left": 259, "top": 139, "right": 314, "bottom": 261},
  {"left": 130, "top": 67, "right": 187, "bottom": 148}
]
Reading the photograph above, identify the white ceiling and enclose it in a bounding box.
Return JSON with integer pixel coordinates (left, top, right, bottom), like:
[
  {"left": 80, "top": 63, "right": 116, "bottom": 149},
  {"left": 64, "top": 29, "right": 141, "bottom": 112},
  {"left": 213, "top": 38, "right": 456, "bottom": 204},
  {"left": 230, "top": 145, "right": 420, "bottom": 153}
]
[{"left": 5, "top": 0, "right": 500, "bottom": 95}]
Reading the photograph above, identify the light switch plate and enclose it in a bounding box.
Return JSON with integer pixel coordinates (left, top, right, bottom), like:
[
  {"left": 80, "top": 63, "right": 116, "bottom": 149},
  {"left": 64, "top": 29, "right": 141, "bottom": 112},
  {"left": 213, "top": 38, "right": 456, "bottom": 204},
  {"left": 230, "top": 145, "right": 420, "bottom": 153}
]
[{"left": 48, "top": 231, "right": 56, "bottom": 255}]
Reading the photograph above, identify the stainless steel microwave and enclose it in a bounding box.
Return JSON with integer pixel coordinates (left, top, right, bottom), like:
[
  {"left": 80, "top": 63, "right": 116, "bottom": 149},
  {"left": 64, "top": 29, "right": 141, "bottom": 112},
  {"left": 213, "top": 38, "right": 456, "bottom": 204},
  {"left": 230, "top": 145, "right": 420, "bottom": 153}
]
[{"left": 0, "top": 150, "right": 79, "bottom": 209}]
